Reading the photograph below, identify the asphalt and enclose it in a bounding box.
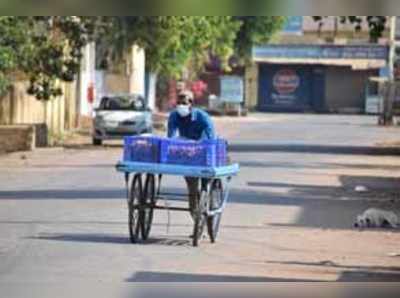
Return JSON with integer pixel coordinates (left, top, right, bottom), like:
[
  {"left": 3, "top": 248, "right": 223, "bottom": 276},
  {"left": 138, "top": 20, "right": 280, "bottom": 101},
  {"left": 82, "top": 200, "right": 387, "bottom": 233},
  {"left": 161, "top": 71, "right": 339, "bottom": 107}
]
[{"left": 1, "top": 113, "right": 400, "bottom": 290}]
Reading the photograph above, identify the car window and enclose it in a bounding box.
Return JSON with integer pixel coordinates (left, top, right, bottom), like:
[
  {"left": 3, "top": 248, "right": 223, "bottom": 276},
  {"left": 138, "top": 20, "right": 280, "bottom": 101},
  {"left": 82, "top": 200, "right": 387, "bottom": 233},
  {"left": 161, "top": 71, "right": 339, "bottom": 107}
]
[{"left": 99, "top": 96, "right": 146, "bottom": 111}]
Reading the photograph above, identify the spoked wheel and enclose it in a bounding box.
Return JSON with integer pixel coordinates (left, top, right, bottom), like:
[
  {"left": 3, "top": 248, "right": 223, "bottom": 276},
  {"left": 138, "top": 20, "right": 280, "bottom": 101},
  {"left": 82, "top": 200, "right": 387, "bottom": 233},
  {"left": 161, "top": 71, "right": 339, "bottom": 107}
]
[
  {"left": 129, "top": 174, "right": 143, "bottom": 244},
  {"left": 192, "top": 190, "right": 207, "bottom": 247},
  {"left": 207, "top": 179, "right": 223, "bottom": 243},
  {"left": 141, "top": 174, "right": 156, "bottom": 240}
]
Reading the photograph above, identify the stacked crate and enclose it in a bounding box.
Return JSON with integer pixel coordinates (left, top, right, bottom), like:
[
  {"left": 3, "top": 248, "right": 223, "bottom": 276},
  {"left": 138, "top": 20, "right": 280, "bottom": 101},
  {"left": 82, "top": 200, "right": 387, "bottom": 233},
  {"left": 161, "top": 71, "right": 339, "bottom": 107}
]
[{"left": 124, "top": 136, "right": 228, "bottom": 167}]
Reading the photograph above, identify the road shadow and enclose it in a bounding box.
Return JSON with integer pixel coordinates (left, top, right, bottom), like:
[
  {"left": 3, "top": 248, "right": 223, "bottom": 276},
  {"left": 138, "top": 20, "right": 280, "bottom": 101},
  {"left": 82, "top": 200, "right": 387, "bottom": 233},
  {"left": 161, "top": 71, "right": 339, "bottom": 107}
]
[
  {"left": 142, "top": 237, "right": 191, "bottom": 247},
  {"left": 230, "top": 143, "right": 400, "bottom": 156},
  {"left": 30, "top": 233, "right": 131, "bottom": 245},
  {"left": 327, "top": 163, "right": 400, "bottom": 171},
  {"left": 264, "top": 260, "right": 400, "bottom": 282},
  {"left": 337, "top": 271, "right": 400, "bottom": 281},
  {"left": 240, "top": 160, "right": 337, "bottom": 170},
  {"left": 0, "top": 189, "right": 125, "bottom": 200},
  {"left": 63, "top": 144, "right": 123, "bottom": 150},
  {"left": 29, "top": 233, "right": 192, "bottom": 247},
  {"left": 2, "top": 175, "right": 399, "bottom": 231},
  {"left": 248, "top": 175, "right": 400, "bottom": 200},
  {"left": 264, "top": 260, "right": 400, "bottom": 274},
  {"left": 127, "top": 271, "right": 320, "bottom": 282},
  {"left": 0, "top": 220, "right": 126, "bottom": 225},
  {"left": 150, "top": 187, "right": 400, "bottom": 229},
  {"left": 0, "top": 219, "right": 271, "bottom": 234},
  {"left": 240, "top": 160, "right": 400, "bottom": 172},
  {"left": 247, "top": 175, "right": 400, "bottom": 230},
  {"left": 2, "top": 185, "right": 397, "bottom": 231},
  {"left": 27, "top": 163, "right": 116, "bottom": 169}
]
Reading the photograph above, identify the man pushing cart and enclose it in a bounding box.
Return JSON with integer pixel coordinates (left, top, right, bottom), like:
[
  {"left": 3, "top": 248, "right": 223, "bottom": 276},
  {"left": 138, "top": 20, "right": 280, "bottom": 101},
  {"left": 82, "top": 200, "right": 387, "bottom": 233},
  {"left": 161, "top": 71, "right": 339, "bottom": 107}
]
[{"left": 116, "top": 91, "right": 239, "bottom": 247}]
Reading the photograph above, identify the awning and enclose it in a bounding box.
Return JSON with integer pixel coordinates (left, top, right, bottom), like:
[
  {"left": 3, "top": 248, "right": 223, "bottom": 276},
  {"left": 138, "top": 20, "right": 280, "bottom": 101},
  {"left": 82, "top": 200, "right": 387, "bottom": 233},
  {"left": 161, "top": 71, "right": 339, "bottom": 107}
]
[{"left": 253, "top": 57, "right": 386, "bottom": 70}]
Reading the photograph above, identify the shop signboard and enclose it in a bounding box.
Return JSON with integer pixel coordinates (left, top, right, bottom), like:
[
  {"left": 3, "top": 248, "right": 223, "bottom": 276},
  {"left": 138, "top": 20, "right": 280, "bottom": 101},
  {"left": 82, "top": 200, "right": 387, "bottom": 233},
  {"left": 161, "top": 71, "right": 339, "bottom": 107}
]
[{"left": 220, "top": 76, "right": 244, "bottom": 103}]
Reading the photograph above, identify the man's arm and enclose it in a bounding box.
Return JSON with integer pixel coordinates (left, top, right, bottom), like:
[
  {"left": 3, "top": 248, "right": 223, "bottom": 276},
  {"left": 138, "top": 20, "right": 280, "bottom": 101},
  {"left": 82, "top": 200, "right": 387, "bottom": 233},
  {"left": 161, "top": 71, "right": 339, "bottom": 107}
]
[{"left": 167, "top": 112, "right": 178, "bottom": 138}]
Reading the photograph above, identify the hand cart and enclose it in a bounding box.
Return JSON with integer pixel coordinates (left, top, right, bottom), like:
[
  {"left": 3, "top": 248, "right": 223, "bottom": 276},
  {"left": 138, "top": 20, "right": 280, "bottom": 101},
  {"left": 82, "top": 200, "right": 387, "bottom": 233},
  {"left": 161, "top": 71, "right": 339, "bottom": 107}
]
[{"left": 116, "top": 162, "right": 239, "bottom": 247}]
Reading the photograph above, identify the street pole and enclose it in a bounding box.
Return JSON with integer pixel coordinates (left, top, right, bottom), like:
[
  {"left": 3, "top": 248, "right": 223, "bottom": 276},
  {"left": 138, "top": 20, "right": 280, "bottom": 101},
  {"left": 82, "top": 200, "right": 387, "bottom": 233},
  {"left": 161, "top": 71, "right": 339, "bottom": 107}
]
[
  {"left": 381, "top": 16, "right": 396, "bottom": 125},
  {"left": 389, "top": 16, "right": 396, "bottom": 81}
]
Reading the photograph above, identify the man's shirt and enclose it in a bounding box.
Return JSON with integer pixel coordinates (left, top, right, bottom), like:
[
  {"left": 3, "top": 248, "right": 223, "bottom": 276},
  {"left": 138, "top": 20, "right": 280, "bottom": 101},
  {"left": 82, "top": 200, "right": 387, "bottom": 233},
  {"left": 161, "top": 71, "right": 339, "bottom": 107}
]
[{"left": 167, "top": 108, "right": 216, "bottom": 140}]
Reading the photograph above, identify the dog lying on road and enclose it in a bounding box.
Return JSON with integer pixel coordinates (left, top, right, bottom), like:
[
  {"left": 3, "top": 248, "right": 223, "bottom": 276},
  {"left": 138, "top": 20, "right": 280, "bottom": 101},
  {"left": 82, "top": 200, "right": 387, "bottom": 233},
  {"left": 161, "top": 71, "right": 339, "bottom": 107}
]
[{"left": 354, "top": 208, "right": 399, "bottom": 229}]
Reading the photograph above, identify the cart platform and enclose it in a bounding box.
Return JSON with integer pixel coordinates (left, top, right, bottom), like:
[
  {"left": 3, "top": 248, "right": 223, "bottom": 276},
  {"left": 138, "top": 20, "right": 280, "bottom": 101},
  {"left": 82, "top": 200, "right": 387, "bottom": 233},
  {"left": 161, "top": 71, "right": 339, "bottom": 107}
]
[{"left": 116, "top": 161, "right": 240, "bottom": 178}]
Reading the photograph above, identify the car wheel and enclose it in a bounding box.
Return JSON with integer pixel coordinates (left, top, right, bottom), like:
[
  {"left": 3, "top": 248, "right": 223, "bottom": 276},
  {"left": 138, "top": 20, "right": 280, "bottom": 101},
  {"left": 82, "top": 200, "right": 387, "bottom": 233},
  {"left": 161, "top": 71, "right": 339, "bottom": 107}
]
[{"left": 92, "top": 137, "right": 102, "bottom": 146}]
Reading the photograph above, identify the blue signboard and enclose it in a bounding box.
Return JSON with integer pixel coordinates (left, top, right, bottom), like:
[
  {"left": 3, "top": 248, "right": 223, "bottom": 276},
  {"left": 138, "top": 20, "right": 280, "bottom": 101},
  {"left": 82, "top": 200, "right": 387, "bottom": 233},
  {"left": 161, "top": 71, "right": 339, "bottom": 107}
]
[
  {"left": 253, "top": 45, "right": 389, "bottom": 60},
  {"left": 283, "top": 16, "right": 303, "bottom": 35},
  {"left": 380, "top": 66, "right": 390, "bottom": 77},
  {"left": 258, "top": 65, "right": 312, "bottom": 110},
  {"left": 220, "top": 76, "right": 244, "bottom": 103}
]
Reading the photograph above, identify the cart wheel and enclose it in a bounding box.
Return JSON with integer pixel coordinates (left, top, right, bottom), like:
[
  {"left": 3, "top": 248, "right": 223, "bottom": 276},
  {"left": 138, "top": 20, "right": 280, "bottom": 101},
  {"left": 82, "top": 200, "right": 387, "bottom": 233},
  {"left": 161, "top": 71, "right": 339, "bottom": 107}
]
[
  {"left": 129, "top": 174, "right": 143, "bottom": 244},
  {"left": 207, "top": 179, "right": 223, "bottom": 243},
  {"left": 192, "top": 190, "right": 207, "bottom": 247},
  {"left": 141, "top": 174, "right": 155, "bottom": 240}
]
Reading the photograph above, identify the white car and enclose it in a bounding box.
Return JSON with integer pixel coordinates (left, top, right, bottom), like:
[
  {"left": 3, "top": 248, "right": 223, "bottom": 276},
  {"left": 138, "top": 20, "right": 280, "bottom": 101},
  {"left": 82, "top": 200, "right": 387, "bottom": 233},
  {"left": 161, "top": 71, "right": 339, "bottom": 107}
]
[{"left": 92, "top": 94, "right": 153, "bottom": 145}]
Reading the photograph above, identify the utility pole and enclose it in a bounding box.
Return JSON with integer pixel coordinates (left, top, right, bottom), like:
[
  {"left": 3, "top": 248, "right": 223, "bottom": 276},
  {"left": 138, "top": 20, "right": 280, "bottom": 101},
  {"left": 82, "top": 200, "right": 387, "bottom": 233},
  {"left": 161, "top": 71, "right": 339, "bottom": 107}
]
[
  {"left": 381, "top": 16, "right": 396, "bottom": 125},
  {"left": 389, "top": 16, "right": 396, "bottom": 81}
]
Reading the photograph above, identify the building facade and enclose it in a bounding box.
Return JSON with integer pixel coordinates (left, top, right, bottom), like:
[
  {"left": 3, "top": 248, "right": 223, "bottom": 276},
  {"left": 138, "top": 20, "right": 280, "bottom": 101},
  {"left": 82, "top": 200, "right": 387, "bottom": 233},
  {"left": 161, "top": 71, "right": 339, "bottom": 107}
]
[{"left": 246, "top": 16, "right": 390, "bottom": 113}]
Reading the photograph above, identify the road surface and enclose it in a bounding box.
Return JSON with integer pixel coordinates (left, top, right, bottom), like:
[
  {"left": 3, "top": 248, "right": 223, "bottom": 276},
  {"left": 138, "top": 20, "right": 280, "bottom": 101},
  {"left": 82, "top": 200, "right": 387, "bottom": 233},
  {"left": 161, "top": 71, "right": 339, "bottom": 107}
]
[{"left": 1, "top": 114, "right": 400, "bottom": 284}]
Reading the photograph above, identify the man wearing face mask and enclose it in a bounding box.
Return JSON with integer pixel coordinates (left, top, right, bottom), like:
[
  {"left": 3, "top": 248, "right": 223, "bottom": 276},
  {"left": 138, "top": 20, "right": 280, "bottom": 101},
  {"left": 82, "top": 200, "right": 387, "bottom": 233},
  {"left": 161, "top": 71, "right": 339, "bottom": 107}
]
[
  {"left": 167, "top": 91, "right": 216, "bottom": 226},
  {"left": 168, "top": 91, "right": 215, "bottom": 140}
]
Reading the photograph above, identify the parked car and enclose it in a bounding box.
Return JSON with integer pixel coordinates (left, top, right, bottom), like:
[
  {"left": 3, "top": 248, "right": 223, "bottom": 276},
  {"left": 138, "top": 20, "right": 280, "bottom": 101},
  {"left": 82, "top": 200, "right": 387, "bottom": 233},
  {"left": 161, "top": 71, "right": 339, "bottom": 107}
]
[{"left": 92, "top": 94, "right": 153, "bottom": 145}]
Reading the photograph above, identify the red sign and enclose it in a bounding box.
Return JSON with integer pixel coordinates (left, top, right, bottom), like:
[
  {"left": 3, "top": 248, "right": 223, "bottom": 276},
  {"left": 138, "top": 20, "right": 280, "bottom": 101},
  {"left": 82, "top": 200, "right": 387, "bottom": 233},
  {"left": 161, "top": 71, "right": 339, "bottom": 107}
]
[
  {"left": 273, "top": 69, "right": 300, "bottom": 94},
  {"left": 87, "top": 83, "right": 94, "bottom": 104},
  {"left": 190, "top": 80, "right": 208, "bottom": 98}
]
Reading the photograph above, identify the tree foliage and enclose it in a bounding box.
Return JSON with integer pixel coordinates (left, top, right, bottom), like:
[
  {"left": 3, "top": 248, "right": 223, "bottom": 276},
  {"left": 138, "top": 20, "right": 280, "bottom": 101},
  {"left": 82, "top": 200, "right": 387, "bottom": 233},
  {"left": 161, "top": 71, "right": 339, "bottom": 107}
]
[
  {"left": 312, "top": 16, "right": 388, "bottom": 42},
  {"left": 233, "top": 16, "right": 286, "bottom": 62},
  {"left": 0, "top": 16, "right": 102, "bottom": 99},
  {"left": 0, "top": 16, "right": 285, "bottom": 100},
  {"left": 96, "top": 16, "right": 285, "bottom": 77}
]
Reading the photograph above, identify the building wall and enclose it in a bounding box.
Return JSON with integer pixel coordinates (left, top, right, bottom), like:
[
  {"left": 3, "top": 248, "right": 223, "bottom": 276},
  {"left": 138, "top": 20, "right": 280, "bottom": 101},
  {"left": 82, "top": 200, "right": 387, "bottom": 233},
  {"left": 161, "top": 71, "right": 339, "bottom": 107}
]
[
  {"left": 78, "top": 42, "right": 96, "bottom": 117},
  {"left": 0, "top": 81, "right": 77, "bottom": 135},
  {"left": 93, "top": 44, "right": 148, "bottom": 108},
  {"left": 325, "top": 66, "right": 378, "bottom": 113},
  {"left": 104, "top": 74, "right": 130, "bottom": 95},
  {"left": 251, "top": 63, "right": 380, "bottom": 113},
  {"left": 129, "top": 45, "right": 146, "bottom": 97},
  {"left": 0, "top": 125, "right": 35, "bottom": 153},
  {"left": 245, "top": 64, "right": 259, "bottom": 109},
  {"left": 276, "top": 16, "right": 389, "bottom": 45}
]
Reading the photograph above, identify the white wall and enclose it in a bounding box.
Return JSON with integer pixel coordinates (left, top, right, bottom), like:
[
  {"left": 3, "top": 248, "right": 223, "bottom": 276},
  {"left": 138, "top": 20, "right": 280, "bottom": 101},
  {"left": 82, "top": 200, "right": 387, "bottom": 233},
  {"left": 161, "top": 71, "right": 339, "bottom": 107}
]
[
  {"left": 79, "top": 42, "right": 96, "bottom": 117},
  {"left": 147, "top": 73, "right": 157, "bottom": 110},
  {"left": 129, "top": 45, "right": 146, "bottom": 97},
  {"left": 94, "top": 70, "right": 105, "bottom": 109}
]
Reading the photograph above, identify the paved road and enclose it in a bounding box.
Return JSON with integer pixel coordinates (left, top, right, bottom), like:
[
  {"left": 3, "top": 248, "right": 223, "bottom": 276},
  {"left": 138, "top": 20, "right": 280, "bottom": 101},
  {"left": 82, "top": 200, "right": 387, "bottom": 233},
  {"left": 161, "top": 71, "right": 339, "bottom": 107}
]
[{"left": 1, "top": 114, "right": 400, "bottom": 286}]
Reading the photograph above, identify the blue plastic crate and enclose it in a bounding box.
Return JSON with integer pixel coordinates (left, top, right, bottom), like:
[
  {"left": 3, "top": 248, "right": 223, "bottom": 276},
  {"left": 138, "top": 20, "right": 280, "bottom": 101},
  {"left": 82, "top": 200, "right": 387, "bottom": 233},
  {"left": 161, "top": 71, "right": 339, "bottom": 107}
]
[
  {"left": 160, "top": 138, "right": 228, "bottom": 167},
  {"left": 216, "top": 139, "right": 228, "bottom": 167},
  {"left": 123, "top": 136, "right": 161, "bottom": 163}
]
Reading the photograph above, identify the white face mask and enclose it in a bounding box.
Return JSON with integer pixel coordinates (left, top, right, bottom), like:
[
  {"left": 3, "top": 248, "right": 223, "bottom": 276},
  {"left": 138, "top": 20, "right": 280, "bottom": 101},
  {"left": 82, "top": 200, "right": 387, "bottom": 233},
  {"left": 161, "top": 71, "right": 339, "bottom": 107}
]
[{"left": 176, "top": 105, "right": 191, "bottom": 117}]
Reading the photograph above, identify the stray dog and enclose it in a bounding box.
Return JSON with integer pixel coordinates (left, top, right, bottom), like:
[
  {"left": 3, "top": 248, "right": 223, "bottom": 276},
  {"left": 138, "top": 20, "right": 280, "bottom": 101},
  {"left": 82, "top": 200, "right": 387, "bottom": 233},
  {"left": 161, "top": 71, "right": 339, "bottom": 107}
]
[{"left": 354, "top": 208, "right": 399, "bottom": 229}]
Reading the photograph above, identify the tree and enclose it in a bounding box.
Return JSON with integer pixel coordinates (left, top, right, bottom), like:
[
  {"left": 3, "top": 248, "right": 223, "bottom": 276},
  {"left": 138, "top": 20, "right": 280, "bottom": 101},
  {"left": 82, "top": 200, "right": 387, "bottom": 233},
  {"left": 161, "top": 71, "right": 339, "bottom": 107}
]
[
  {"left": 233, "top": 16, "right": 286, "bottom": 63},
  {"left": 0, "top": 17, "right": 30, "bottom": 95},
  {"left": 1, "top": 16, "right": 285, "bottom": 100},
  {"left": 0, "top": 16, "right": 101, "bottom": 99},
  {"left": 97, "top": 16, "right": 285, "bottom": 78}
]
